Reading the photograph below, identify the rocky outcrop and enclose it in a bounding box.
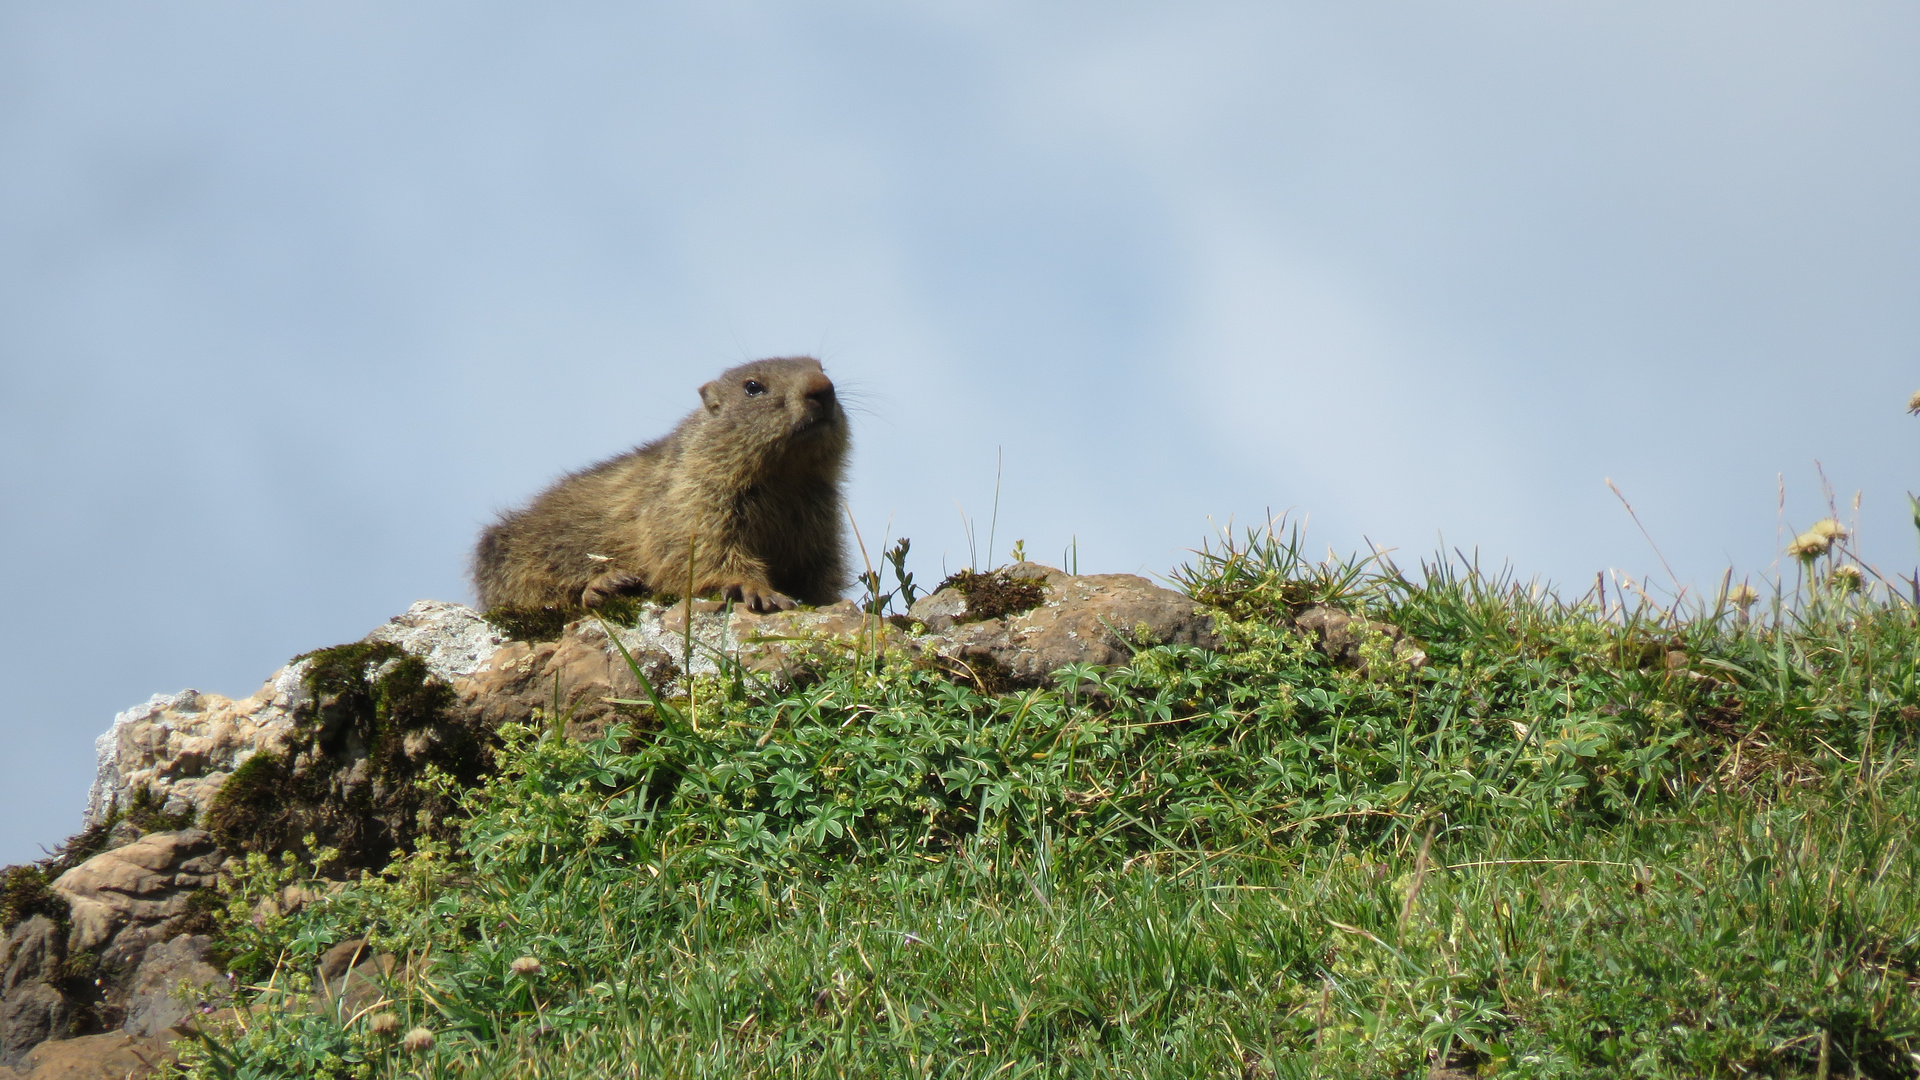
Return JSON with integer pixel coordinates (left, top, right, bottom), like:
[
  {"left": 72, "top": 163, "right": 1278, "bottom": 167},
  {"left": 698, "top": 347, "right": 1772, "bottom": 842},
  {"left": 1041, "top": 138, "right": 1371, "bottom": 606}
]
[
  {"left": 11, "top": 564, "right": 1236, "bottom": 1067},
  {"left": 84, "top": 601, "right": 507, "bottom": 831},
  {"left": 3, "top": 559, "right": 1444, "bottom": 1068},
  {"left": 85, "top": 569, "right": 1223, "bottom": 829}
]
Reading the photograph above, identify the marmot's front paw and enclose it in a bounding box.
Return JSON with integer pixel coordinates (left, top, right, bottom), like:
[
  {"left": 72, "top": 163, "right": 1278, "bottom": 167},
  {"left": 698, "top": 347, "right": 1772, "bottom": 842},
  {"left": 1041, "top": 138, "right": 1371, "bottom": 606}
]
[
  {"left": 581, "top": 572, "right": 647, "bottom": 608},
  {"left": 723, "top": 581, "right": 796, "bottom": 613}
]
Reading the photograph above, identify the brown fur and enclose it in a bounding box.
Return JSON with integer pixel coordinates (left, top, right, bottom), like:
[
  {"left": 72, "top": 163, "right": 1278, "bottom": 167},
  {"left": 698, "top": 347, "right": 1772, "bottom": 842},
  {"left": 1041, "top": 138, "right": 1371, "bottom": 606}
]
[{"left": 473, "top": 356, "right": 850, "bottom": 613}]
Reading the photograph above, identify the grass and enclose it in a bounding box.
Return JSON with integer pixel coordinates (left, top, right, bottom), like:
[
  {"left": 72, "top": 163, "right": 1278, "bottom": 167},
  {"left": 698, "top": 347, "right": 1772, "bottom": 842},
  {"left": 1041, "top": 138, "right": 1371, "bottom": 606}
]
[{"left": 169, "top": 523, "right": 1920, "bottom": 1079}]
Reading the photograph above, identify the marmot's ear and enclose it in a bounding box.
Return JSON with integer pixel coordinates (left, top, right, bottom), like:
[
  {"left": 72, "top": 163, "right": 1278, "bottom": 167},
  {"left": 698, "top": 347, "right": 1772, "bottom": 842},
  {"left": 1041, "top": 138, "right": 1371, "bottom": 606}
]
[{"left": 698, "top": 381, "right": 720, "bottom": 412}]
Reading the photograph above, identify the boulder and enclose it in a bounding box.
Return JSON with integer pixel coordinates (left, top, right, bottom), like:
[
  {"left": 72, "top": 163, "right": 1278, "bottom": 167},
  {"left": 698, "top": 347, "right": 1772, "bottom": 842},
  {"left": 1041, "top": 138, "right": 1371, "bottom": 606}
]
[
  {"left": 84, "top": 602, "right": 507, "bottom": 834},
  {"left": 49, "top": 832, "right": 219, "bottom": 955},
  {"left": 1291, "top": 606, "right": 1428, "bottom": 672},
  {"left": 122, "top": 936, "right": 225, "bottom": 1039},
  {"left": 455, "top": 619, "right": 680, "bottom": 739},
  {"left": 733, "top": 564, "right": 1222, "bottom": 689},
  {"left": 3, "top": 1030, "right": 174, "bottom": 1079},
  {"left": 0, "top": 918, "right": 69, "bottom": 1068},
  {"left": 914, "top": 563, "right": 1225, "bottom": 686},
  {"left": 730, "top": 600, "right": 906, "bottom": 682},
  {"left": 315, "top": 938, "right": 395, "bottom": 1019}
]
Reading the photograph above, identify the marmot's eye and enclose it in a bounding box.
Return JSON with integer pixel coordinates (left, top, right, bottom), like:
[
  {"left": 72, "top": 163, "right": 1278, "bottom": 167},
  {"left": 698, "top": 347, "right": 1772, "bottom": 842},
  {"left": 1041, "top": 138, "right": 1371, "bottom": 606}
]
[{"left": 743, "top": 380, "right": 767, "bottom": 396}]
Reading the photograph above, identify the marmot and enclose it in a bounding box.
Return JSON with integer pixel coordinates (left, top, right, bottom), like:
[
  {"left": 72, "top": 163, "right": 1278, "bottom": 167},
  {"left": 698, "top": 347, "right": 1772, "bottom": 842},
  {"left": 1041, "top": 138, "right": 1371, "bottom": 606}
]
[{"left": 473, "top": 356, "right": 850, "bottom": 613}]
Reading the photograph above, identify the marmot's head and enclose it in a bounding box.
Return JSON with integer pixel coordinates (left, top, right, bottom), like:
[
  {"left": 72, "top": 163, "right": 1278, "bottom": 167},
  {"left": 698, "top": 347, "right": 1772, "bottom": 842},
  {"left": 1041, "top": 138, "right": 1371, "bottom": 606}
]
[{"left": 695, "top": 356, "right": 848, "bottom": 474}]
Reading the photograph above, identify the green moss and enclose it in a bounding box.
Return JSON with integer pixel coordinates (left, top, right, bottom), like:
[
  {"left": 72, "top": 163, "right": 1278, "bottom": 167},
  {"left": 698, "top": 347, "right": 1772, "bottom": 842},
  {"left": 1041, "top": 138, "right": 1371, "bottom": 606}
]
[
  {"left": 936, "top": 569, "right": 1048, "bottom": 623},
  {"left": 205, "top": 641, "right": 496, "bottom": 873},
  {"left": 484, "top": 595, "right": 651, "bottom": 642},
  {"left": 0, "top": 864, "right": 59, "bottom": 931},
  {"left": 204, "top": 752, "right": 301, "bottom": 858},
  {"left": 123, "top": 785, "right": 195, "bottom": 834}
]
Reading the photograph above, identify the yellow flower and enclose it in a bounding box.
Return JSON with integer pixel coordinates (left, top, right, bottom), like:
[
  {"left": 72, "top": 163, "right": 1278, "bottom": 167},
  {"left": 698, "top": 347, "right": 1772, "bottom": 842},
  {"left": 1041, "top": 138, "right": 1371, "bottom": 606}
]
[
  {"left": 1908, "top": 388, "right": 1920, "bottom": 415},
  {"left": 1807, "top": 518, "right": 1848, "bottom": 541},
  {"left": 1831, "top": 564, "right": 1863, "bottom": 591},
  {"left": 1726, "top": 583, "right": 1759, "bottom": 610}
]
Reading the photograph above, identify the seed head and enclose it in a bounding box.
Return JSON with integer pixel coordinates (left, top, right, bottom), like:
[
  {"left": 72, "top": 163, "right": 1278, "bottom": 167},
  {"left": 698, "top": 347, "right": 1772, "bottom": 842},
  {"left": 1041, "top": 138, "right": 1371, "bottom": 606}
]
[
  {"left": 402, "top": 1026, "right": 435, "bottom": 1053},
  {"left": 1807, "top": 518, "right": 1848, "bottom": 541},
  {"left": 510, "top": 956, "right": 543, "bottom": 977},
  {"left": 367, "top": 1012, "right": 400, "bottom": 1036},
  {"left": 1786, "top": 532, "right": 1831, "bottom": 560},
  {"left": 1726, "top": 583, "right": 1759, "bottom": 610}
]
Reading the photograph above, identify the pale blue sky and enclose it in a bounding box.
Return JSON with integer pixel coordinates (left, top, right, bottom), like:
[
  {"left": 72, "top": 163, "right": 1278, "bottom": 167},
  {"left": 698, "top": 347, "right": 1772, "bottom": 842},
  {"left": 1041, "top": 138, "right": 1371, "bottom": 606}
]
[{"left": 3, "top": 2, "right": 1916, "bottom": 863}]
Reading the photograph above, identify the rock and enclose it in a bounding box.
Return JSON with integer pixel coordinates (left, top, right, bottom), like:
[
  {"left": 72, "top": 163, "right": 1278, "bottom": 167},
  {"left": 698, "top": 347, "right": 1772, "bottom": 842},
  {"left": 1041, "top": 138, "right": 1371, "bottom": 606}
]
[
  {"left": 364, "top": 600, "right": 511, "bottom": 683},
  {"left": 86, "top": 602, "right": 513, "bottom": 835},
  {"left": 0, "top": 918, "right": 69, "bottom": 1068},
  {"left": 50, "top": 832, "right": 218, "bottom": 955},
  {"left": 5, "top": 1030, "right": 174, "bottom": 1079},
  {"left": 85, "top": 671, "right": 311, "bottom": 830},
  {"left": 731, "top": 565, "right": 1223, "bottom": 689},
  {"left": 122, "top": 936, "right": 225, "bottom": 1038},
  {"left": 905, "top": 588, "right": 969, "bottom": 632},
  {"left": 730, "top": 601, "right": 905, "bottom": 682},
  {"left": 315, "top": 939, "right": 393, "bottom": 1018},
  {"left": 1291, "top": 606, "right": 1428, "bottom": 671},
  {"left": 913, "top": 564, "right": 1224, "bottom": 687},
  {"left": 455, "top": 617, "right": 684, "bottom": 740}
]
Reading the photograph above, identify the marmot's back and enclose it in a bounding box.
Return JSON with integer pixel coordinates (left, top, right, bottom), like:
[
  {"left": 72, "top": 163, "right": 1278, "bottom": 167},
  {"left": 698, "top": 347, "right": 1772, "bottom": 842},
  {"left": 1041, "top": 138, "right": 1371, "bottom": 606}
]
[{"left": 473, "top": 356, "right": 850, "bottom": 612}]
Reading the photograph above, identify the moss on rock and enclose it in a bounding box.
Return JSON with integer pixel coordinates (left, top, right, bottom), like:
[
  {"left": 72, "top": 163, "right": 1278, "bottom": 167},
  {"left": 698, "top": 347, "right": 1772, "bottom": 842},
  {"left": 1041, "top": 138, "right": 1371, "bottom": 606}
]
[
  {"left": 206, "top": 640, "right": 496, "bottom": 872},
  {"left": 936, "top": 569, "right": 1048, "bottom": 623}
]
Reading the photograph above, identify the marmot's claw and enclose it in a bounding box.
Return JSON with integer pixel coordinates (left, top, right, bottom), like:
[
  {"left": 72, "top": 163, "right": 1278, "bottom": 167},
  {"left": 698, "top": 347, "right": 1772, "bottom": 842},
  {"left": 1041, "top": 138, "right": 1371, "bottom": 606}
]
[{"left": 725, "top": 582, "right": 796, "bottom": 613}]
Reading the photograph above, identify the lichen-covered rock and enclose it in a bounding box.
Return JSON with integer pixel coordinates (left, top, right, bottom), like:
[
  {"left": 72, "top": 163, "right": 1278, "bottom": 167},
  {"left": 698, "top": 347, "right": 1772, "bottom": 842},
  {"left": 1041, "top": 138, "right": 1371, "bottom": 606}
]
[
  {"left": 82, "top": 574, "right": 1232, "bottom": 830},
  {"left": 85, "top": 673, "right": 309, "bottom": 831},
  {"left": 200, "top": 642, "right": 495, "bottom": 870},
  {"left": 719, "top": 564, "right": 1225, "bottom": 690}
]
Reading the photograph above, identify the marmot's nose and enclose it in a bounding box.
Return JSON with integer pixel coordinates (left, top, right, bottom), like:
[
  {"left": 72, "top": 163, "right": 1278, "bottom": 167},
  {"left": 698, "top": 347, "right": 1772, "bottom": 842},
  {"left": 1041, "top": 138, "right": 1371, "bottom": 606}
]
[{"left": 801, "top": 372, "right": 836, "bottom": 406}]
